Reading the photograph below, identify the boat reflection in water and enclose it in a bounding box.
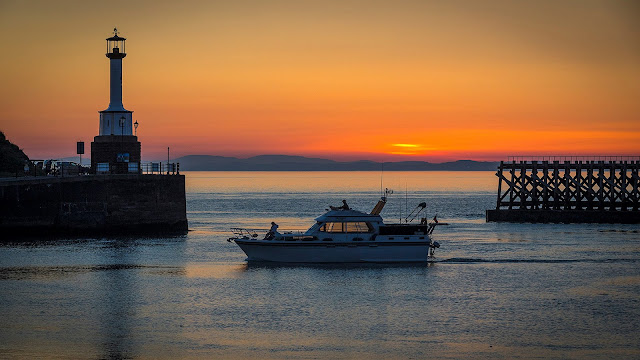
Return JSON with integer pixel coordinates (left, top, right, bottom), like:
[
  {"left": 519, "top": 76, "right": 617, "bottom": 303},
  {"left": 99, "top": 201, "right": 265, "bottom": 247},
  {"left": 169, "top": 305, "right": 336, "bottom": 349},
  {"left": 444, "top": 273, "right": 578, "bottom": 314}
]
[{"left": 228, "top": 196, "right": 443, "bottom": 263}]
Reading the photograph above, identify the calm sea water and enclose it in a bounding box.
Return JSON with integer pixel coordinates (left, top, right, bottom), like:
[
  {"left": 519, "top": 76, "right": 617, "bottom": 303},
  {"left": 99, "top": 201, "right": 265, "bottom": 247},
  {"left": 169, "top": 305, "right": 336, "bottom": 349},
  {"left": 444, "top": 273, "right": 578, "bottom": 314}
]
[{"left": 1, "top": 171, "right": 639, "bottom": 359}]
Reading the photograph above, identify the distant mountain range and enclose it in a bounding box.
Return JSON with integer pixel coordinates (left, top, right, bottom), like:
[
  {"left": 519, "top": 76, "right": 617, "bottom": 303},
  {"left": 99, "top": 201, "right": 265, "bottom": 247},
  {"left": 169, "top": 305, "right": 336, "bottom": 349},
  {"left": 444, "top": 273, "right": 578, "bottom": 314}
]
[{"left": 174, "top": 155, "right": 499, "bottom": 171}]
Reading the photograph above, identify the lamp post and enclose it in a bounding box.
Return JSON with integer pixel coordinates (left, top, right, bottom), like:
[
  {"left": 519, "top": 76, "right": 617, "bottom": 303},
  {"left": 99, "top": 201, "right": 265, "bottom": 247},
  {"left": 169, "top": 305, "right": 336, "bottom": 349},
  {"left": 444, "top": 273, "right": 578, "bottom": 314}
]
[
  {"left": 134, "top": 120, "right": 139, "bottom": 136},
  {"left": 119, "top": 116, "right": 125, "bottom": 140}
]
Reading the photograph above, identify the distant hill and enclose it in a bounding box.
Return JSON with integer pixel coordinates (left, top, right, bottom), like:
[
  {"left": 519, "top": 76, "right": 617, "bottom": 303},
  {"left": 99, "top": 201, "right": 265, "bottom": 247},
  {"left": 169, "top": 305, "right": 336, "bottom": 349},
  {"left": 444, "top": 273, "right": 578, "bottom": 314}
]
[
  {"left": 0, "top": 131, "right": 29, "bottom": 174},
  {"left": 175, "top": 154, "right": 499, "bottom": 171}
]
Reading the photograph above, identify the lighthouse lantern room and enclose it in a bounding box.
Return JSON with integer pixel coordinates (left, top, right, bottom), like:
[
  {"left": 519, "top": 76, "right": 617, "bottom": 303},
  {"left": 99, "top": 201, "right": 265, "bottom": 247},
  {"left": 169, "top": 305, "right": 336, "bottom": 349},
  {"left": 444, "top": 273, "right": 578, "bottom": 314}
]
[{"left": 91, "top": 28, "right": 141, "bottom": 174}]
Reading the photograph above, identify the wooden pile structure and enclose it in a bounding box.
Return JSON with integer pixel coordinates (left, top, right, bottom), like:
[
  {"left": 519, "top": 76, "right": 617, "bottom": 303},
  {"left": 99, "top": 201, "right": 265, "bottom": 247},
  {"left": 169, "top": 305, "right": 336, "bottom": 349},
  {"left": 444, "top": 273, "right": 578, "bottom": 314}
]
[{"left": 486, "top": 156, "right": 640, "bottom": 223}]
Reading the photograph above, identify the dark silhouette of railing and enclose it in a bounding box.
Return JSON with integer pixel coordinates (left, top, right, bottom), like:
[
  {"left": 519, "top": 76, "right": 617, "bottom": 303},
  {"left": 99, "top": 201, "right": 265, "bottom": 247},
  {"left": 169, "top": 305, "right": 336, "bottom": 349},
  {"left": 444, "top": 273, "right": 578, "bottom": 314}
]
[
  {"left": 506, "top": 155, "right": 639, "bottom": 163},
  {"left": 11, "top": 161, "right": 181, "bottom": 179},
  {"left": 140, "top": 162, "right": 180, "bottom": 175}
]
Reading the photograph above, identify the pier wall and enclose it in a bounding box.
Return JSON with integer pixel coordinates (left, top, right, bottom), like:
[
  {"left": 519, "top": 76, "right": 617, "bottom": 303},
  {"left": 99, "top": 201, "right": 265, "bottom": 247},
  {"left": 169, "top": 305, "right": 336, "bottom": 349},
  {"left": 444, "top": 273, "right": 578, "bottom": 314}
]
[
  {"left": 0, "top": 174, "right": 187, "bottom": 237},
  {"left": 486, "top": 158, "right": 640, "bottom": 223}
]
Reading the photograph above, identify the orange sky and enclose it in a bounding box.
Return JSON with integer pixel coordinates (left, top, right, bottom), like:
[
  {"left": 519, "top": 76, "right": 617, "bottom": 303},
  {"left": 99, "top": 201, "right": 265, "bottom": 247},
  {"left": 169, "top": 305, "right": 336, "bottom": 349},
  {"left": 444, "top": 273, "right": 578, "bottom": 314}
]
[{"left": 0, "top": 0, "right": 638, "bottom": 161}]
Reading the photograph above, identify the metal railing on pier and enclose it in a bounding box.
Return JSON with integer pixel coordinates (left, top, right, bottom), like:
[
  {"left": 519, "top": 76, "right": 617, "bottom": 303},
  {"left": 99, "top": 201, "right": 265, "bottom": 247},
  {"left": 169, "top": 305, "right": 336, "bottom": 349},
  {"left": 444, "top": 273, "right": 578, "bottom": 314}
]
[
  {"left": 12, "top": 161, "right": 181, "bottom": 178},
  {"left": 140, "top": 162, "right": 180, "bottom": 175}
]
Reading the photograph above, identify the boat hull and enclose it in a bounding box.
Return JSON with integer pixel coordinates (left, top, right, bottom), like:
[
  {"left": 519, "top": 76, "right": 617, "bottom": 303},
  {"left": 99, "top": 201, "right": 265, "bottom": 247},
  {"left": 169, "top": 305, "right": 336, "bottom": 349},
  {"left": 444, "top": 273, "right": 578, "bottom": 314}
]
[{"left": 234, "top": 240, "right": 432, "bottom": 263}]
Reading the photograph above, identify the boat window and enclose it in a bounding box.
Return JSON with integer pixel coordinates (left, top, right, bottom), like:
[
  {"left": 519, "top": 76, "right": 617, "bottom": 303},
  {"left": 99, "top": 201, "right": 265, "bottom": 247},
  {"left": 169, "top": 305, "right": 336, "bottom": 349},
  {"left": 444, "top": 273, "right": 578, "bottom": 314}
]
[
  {"left": 327, "top": 222, "right": 343, "bottom": 233},
  {"left": 319, "top": 222, "right": 372, "bottom": 233},
  {"left": 344, "top": 222, "right": 373, "bottom": 233},
  {"left": 318, "top": 222, "right": 343, "bottom": 233}
]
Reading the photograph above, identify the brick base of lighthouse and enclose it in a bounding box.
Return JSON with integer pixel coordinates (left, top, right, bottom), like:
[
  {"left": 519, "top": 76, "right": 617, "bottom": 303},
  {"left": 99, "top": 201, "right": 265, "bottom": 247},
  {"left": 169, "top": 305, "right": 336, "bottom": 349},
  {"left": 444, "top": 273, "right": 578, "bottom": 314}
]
[{"left": 91, "top": 135, "right": 141, "bottom": 174}]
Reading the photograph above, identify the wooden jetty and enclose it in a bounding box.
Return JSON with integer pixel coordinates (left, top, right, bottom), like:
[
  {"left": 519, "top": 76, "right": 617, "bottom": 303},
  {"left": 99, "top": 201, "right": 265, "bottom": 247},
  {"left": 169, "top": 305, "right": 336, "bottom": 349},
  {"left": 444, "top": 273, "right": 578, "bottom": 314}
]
[{"left": 486, "top": 156, "right": 640, "bottom": 223}]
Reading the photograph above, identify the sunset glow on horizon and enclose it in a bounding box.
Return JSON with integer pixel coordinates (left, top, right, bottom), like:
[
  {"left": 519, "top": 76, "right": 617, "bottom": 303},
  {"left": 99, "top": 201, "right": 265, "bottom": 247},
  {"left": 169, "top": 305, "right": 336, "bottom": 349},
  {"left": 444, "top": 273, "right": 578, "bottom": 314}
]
[{"left": 0, "top": 0, "right": 638, "bottom": 162}]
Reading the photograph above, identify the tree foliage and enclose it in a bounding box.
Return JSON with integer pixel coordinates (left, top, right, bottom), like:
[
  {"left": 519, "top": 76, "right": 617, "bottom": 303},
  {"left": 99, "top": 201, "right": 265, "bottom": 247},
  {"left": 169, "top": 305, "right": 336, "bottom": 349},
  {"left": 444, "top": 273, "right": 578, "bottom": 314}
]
[{"left": 0, "top": 131, "right": 29, "bottom": 174}]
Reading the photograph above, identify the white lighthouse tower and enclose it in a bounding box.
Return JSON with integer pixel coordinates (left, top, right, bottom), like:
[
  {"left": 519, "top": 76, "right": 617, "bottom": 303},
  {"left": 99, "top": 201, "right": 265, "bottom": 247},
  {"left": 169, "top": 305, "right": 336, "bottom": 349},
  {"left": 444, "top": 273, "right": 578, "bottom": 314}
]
[
  {"left": 100, "top": 28, "right": 133, "bottom": 135},
  {"left": 91, "top": 28, "right": 141, "bottom": 174}
]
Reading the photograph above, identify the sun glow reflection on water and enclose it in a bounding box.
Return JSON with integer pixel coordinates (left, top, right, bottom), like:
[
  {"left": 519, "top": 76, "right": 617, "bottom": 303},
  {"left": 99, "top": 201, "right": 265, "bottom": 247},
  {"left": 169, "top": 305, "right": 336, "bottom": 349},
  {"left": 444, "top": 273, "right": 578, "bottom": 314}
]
[{"left": 185, "top": 171, "right": 496, "bottom": 194}]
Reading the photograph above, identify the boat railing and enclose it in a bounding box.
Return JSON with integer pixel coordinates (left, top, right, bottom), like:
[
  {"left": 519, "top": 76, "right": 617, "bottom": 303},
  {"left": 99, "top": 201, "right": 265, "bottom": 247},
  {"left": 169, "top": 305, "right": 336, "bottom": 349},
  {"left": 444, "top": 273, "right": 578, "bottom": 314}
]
[
  {"left": 230, "top": 228, "right": 311, "bottom": 241},
  {"left": 230, "top": 228, "right": 259, "bottom": 239}
]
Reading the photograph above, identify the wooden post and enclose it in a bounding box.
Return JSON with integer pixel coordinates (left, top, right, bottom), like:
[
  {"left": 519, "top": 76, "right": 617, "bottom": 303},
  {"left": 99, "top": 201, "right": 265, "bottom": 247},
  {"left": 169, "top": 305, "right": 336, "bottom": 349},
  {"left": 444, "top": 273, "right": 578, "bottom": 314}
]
[
  {"left": 520, "top": 161, "right": 527, "bottom": 209},
  {"left": 496, "top": 161, "right": 504, "bottom": 209},
  {"left": 508, "top": 161, "right": 516, "bottom": 210},
  {"left": 542, "top": 161, "right": 549, "bottom": 209},
  {"left": 553, "top": 161, "right": 560, "bottom": 210},
  {"left": 598, "top": 162, "right": 604, "bottom": 211},
  {"left": 531, "top": 161, "right": 538, "bottom": 209},
  {"left": 564, "top": 161, "right": 570, "bottom": 210},
  {"left": 587, "top": 161, "right": 594, "bottom": 210},
  {"left": 609, "top": 163, "right": 616, "bottom": 211},
  {"left": 576, "top": 161, "right": 582, "bottom": 210},
  {"left": 631, "top": 161, "right": 640, "bottom": 211},
  {"left": 621, "top": 162, "right": 628, "bottom": 211}
]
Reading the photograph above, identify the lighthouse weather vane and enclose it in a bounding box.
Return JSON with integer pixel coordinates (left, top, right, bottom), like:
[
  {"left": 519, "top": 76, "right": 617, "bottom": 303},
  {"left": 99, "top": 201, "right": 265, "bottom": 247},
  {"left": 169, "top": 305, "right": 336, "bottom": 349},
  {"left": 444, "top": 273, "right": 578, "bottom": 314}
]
[{"left": 113, "top": 27, "right": 118, "bottom": 36}]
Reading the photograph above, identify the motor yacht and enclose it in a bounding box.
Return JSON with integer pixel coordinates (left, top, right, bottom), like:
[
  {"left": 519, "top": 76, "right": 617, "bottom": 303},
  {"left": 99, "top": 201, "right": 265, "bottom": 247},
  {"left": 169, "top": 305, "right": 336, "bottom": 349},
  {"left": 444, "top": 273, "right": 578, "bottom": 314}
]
[{"left": 228, "top": 197, "right": 443, "bottom": 263}]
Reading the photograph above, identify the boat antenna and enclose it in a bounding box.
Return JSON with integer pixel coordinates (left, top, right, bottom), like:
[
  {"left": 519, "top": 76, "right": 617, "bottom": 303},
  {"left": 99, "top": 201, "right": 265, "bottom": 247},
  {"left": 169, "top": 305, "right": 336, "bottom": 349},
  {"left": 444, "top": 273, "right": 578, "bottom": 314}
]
[
  {"left": 405, "top": 181, "right": 408, "bottom": 223},
  {"left": 380, "top": 162, "right": 384, "bottom": 198}
]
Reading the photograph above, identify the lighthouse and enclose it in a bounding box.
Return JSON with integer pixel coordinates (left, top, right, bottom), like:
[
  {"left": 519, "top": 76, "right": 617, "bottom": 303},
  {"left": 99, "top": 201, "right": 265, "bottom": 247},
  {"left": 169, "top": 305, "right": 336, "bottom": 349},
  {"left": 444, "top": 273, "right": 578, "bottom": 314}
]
[{"left": 91, "top": 28, "right": 141, "bottom": 174}]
